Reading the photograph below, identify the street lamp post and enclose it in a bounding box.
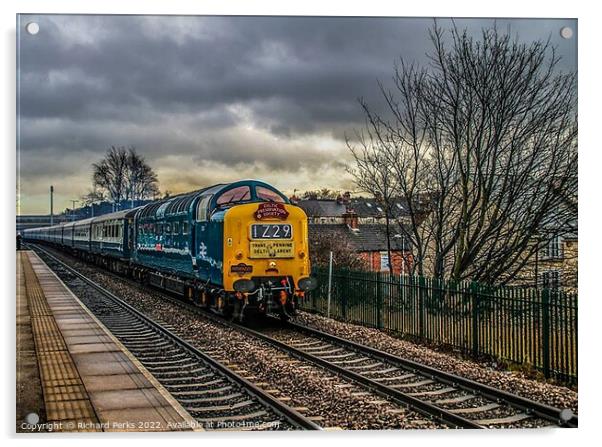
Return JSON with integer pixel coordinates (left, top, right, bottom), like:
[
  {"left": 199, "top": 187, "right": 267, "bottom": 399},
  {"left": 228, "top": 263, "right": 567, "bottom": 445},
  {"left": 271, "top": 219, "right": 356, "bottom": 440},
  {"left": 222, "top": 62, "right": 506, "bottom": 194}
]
[{"left": 50, "top": 185, "right": 54, "bottom": 225}]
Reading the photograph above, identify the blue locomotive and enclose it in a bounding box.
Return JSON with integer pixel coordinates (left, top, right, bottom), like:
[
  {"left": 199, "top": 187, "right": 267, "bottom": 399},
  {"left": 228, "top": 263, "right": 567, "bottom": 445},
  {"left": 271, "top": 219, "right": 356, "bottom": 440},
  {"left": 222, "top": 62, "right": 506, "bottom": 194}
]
[{"left": 23, "top": 180, "right": 316, "bottom": 319}]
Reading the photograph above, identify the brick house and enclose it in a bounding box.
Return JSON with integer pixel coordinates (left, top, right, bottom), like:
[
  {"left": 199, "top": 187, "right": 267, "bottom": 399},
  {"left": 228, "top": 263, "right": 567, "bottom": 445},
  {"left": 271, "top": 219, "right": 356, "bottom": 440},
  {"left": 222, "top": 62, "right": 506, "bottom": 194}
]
[{"left": 296, "top": 194, "right": 413, "bottom": 274}]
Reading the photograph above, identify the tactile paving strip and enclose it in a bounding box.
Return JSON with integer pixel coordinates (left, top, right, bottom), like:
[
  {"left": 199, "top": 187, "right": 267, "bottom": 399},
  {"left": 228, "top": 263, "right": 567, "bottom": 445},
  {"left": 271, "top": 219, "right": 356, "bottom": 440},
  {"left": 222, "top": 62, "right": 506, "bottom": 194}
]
[
  {"left": 21, "top": 253, "right": 101, "bottom": 431},
  {"left": 20, "top": 251, "right": 200, "bottom": 432}
]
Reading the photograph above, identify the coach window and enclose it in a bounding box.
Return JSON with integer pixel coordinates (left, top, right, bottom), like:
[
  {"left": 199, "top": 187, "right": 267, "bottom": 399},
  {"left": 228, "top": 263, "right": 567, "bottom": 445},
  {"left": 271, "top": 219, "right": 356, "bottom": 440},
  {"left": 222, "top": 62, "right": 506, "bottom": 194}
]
[
  {"left": 174, "top": 221, "right": 180, "bottom": 234},
  {"left": 182, "top": 221, "right": 189, "bottom": 235}
]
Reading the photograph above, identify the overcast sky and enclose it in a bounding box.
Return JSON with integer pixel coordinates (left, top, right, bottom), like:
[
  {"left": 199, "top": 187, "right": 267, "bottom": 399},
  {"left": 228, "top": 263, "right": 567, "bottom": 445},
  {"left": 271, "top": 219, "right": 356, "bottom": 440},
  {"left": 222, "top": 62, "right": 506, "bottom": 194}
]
[{"left": 17, "top": 15, "right": 576, "bottom": 214}]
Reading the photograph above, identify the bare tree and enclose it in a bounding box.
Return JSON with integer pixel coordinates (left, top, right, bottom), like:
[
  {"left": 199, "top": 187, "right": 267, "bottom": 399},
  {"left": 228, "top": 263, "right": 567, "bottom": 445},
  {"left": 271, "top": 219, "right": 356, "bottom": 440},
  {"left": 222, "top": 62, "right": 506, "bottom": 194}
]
[
  {"left": 80, "top": 189, "right": 106, "bottom": 207},
  {"left": 92, "top": 146, "right": 129, "bottom": 208},
  {"left": 301, "top": 188, "right": 341, "bottom": 200},
  {"left": 92, "top": 146, "right": 159, "bottom": 209},
  {"left": 125, "top": 148, "right": 159, "bottom": 205},
  {"left": 347, "top": 131, "right": 398, "bottom": 274},
  {"left": 309, "top": 231, "right": 369, "bottom": 271},
  {"left": 349, "top": 23, "right": 577, "bottom": 285}
]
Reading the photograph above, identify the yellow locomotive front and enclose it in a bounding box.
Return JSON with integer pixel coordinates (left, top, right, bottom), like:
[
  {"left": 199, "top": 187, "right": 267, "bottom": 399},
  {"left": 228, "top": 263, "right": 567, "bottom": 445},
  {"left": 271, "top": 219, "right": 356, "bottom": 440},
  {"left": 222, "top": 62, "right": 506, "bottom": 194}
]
[{"left": 223, "top": 201, "right": 316, "bottom": 319}]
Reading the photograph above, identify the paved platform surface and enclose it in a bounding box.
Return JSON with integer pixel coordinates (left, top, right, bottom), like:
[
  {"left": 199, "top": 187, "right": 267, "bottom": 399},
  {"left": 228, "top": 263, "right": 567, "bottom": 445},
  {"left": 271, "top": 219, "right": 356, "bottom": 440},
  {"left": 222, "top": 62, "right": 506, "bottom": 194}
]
[{"left": 17, "top": 250, "right": 201, "bottom": 432}]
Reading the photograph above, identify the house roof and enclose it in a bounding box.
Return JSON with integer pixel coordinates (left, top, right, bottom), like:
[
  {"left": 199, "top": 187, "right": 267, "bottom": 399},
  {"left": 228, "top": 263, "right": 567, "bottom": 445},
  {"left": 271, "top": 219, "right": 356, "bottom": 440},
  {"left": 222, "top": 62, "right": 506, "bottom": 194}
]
[
  {"left": 297, "top": 200, "right": 347, "bottom": 217},
  {"left": 297, "top": 197, "right": 410, "bottom": 218},
  {"left": 309, "top": 223, "right": 411, "bottom": 252}
]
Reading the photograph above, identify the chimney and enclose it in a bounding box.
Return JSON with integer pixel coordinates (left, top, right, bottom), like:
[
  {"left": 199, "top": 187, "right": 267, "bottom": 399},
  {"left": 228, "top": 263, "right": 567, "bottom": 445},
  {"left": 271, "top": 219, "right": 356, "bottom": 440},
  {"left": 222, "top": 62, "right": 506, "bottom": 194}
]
[
  {"left": 342, "top": 191, "right": 351, "bottom": 204},
  {"left": 343, "top": 207, "right": 359, "bottom": 230}
]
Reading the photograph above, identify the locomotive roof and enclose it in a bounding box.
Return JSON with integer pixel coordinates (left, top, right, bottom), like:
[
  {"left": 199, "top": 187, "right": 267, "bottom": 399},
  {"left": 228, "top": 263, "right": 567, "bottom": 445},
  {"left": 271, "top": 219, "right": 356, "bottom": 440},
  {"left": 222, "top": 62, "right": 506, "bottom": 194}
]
[
  {"left": 138, "top": 184, "right": 222, "bottom": 219},
  {"left": 137, "top": 180, "right": 285, "bottom": 220}
]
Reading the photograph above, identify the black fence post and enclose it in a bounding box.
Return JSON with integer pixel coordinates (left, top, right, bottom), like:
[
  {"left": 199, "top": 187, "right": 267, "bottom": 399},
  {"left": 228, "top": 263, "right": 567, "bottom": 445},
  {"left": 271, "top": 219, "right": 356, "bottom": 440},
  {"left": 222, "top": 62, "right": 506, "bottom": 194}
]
[
  {"left": 376, "top": 272, "right": 383, "bottom": 329},
  {"left": 471, "top": 281, "right": 479, "bottom": 358},
  {"left": 418, "top": 276, "right": 426, "bottom": 339},
  {"left": 542, "top": 288, "right": 551, "bottom": 379}
]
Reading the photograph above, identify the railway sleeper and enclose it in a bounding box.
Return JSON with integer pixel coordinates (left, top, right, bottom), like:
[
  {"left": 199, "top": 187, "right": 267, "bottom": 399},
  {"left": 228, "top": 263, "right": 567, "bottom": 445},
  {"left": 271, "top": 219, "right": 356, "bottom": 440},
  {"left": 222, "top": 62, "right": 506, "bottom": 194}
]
[
  {"left": 170, "top": 386, "right": 234, "bottom": 397},
  {"left": 185, "top": 399, "right": 256, "bottom": 412}
]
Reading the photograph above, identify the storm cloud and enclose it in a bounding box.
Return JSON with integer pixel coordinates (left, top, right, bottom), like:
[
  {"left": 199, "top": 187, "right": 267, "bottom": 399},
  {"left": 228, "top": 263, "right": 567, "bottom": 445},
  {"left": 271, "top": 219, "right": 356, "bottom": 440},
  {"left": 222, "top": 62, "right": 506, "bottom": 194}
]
[{"left": 17, "top": 15, "right": 577, "bottom": 213}]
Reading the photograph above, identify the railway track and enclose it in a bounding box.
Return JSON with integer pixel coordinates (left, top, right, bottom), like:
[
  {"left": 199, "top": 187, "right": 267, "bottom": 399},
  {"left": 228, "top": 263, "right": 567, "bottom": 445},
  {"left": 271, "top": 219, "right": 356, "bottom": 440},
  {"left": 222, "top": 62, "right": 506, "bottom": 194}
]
[
  {"left": 255, "top": 322, "right": 578, "bottom": 429},
  {"left": 189, "top": 310, "right": 577, "bottom": 429},
  {"left": 30, "top": 244, "right": 577, "bottom": 430},
  {"left": 34, "top": 246, "right": 320, "bottom": 432}
]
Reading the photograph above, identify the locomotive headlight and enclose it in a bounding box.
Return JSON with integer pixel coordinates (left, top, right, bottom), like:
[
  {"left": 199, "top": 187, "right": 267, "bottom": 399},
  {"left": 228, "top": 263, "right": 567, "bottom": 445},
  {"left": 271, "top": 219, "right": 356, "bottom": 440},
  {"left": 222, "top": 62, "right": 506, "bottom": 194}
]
[
  {"left": 233, "top": 279, "right": 255, "bottom": 293},
  {"left": 298, "top": 276, "right": 318, "bottom": 291}
]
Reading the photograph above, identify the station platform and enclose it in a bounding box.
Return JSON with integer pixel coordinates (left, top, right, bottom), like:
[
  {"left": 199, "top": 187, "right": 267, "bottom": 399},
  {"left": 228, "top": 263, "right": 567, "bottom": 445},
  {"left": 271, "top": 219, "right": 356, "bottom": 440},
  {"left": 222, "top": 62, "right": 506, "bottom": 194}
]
[{"left": 16, "top": 250, "right": 201, "bottom": 432}]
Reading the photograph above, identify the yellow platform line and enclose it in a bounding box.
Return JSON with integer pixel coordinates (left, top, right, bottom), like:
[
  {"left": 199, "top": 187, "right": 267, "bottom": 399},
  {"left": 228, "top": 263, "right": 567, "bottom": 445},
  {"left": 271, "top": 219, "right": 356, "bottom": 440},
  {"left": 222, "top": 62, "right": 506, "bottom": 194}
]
[
  {"left": 23, "top": 251, "right": 202, "bottom": 432},
  {"left": 20, "top": 252, "right": 101, "bottom": 432}
]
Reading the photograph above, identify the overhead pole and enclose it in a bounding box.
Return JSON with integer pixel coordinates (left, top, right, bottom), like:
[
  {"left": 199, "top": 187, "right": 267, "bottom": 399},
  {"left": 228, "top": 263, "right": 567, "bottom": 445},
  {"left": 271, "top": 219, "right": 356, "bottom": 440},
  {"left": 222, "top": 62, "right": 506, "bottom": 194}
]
[{"left": 50, "top": 185, "right": 54, "bottom": 225}]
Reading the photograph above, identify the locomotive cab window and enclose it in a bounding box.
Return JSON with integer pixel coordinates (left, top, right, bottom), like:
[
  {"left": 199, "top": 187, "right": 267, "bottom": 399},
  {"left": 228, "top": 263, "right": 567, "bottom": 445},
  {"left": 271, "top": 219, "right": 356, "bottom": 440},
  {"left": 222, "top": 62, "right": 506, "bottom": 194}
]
[
  {"left": 216, "top": 186, "right": 251, "bottom": 206},
  {"left": 256, "top": 186, "right": 286, "bottom": 203}
]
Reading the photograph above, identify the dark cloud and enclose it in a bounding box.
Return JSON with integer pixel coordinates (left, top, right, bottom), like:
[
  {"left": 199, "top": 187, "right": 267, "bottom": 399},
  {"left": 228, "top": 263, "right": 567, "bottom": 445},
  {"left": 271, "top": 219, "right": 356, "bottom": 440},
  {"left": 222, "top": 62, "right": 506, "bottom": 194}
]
[{"left": 17, "top": 14, "right": 577, "bottom": 213}]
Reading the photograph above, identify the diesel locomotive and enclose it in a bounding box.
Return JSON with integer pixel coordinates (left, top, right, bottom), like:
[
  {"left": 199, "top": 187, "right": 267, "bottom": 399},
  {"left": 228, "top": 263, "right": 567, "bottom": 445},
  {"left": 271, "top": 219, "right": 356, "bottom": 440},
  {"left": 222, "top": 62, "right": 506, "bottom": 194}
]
[{"left": 23, "top": 180, "right": 317, "bottom": 320}]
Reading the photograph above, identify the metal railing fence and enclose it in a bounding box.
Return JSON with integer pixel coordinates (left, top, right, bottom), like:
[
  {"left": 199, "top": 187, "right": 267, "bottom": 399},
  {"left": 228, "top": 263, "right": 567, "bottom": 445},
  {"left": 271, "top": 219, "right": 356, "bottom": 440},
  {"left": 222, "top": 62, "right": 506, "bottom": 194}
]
[{"left": 302, "top": 267, "right": 577, "bottom": 384}]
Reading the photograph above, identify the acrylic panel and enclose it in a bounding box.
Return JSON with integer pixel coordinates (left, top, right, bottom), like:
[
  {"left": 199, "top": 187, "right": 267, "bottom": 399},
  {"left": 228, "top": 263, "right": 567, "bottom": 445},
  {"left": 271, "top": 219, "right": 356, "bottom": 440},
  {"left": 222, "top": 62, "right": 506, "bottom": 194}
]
[{"left": 16, "top": 14, "right": 577, "bottom": 433}]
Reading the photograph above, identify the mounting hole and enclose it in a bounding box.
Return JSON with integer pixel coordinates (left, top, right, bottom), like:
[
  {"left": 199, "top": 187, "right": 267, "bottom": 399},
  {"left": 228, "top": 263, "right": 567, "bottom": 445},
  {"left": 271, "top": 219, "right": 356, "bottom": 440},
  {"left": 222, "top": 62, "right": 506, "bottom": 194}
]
[
  {"left": 25, "top": 412, "right": 39, "bottom": 424},
  {"left": 25, "top": 22, "right": 39, "bottom": 35},
  {"left": 560, "top": 408, "right": 574, "bottom": 422},
  {"left": 560, "top": 27, "right": 573, "bottom": 39}
]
